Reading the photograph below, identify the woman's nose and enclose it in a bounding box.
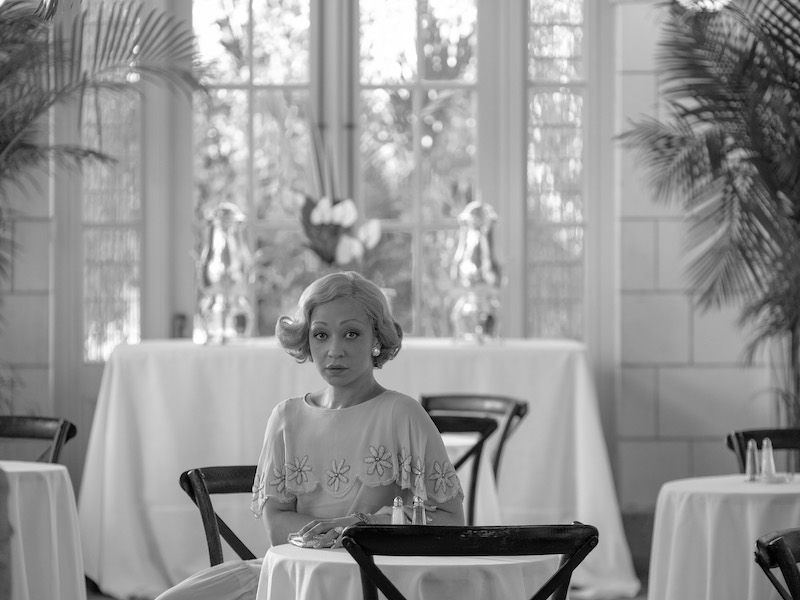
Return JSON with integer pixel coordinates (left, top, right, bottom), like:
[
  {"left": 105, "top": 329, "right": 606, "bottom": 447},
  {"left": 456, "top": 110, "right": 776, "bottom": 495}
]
[{"left": 327, "top": 340, "right": 344, "bottom": 356}]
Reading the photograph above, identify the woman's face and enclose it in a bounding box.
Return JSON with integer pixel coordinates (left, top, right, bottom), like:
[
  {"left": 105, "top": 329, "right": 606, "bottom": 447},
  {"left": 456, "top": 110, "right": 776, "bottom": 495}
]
[{"left": 308, "top": 296, "right": 376, "bottom": 388}]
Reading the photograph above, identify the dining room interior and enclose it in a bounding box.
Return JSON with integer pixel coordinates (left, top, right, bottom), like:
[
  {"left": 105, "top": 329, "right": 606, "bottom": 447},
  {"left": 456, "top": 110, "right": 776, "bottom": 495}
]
[{"left": 2, "top": 0, "right": 800, "bottom": 599}]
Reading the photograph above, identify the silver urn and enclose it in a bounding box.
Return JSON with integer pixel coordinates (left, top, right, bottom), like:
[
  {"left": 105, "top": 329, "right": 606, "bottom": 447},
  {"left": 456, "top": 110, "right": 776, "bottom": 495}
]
[
  {"left": 450, "top": 200, "right": 502, "bottom": 341},
  {"left": 194, "top": 201, "right": 255, "bottom": 344}
]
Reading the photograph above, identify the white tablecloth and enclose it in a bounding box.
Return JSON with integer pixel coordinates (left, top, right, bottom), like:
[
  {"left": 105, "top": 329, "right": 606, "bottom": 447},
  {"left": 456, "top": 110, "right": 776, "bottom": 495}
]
[
  {"left": 78, "top": 337, "right": 638, "bottom": 599},
  {"left": 649, "top": 474, "right": 800, "bottom": 600},
  {"left": 257, "top": 544, "right": 558, "bottom": 600},
  {"left": 1, "top": 460, "right": 86, "bottom": 600}
]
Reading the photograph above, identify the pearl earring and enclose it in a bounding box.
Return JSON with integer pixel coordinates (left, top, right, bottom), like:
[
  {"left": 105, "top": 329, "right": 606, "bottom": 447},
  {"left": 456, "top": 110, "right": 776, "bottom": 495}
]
[{"left": 372, "top": 346, "right": 380, "bottom": 357}]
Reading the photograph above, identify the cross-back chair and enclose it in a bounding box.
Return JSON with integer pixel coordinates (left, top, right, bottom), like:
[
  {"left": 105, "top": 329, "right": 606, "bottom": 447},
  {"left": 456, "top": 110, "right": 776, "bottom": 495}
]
[
  {"left": 341, "top": 522, "right": 598, "bottom": 600},
  {"left": 725, "top": 428, "right": 800, "bottom": 473},
  {"left": 428, "top": 414, "right": 497, "bottom": 525},
  {"left": 421, "top": 393, "right": 529, "bottom": 478},
  {"left": 179, "top": 465, "right": 258, "bottom": 566},
  {"left": 755, "top": 527, "right": 800, "bottom": 600},
  {"left": 0, "top": 416, "right": 77, "bottom": 463}
]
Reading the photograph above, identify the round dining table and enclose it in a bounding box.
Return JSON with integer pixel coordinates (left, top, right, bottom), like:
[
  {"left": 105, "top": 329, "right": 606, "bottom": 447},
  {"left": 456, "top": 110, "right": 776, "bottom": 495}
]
[
  {"left": 1, "top": 460, "right": 86, "bottom": 600},
  {"left": 648, "top": 473, "right": 800, "bottom": 600},
  {"left": 256, "top": 543, "right": 558, "bottom": 600}
]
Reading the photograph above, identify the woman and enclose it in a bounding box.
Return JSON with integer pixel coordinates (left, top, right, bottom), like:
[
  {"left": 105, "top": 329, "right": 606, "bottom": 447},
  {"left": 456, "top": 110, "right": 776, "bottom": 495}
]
[{"left": 157, "top": 271, "right": 464, "bottom": 600}]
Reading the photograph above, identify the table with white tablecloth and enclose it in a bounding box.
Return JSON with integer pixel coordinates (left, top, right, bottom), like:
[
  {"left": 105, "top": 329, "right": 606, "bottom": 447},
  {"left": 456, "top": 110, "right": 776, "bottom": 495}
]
[
  {"left": 78, "top": 337, "right": 639, "bottom": 599},
  {"left": 1, "top": 460, "right": 86, "bottom": 600},
  {"left": 257, "top": 543, "right": 559, "bottom": 600},
  {"left": 648, "top": 474, "right": 800, "bottom": 600}
]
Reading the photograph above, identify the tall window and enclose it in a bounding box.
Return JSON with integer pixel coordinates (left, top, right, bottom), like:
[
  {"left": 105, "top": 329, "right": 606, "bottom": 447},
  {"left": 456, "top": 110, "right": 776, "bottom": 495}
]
[
  {"left": 190, "top": 0, "right": 590, "bottom": 339},
  {"left": 527, "top": 0, "right": 584, "bottom": 338}
]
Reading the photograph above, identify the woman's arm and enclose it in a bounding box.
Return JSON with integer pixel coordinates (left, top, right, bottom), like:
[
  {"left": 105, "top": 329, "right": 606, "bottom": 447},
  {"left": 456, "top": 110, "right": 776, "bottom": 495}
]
[
  {"left": 428, "top": 494, "right": 465, "bottom": 525},
  {"left": 262, "top": 497, "right": 365, "bottom": 546}
]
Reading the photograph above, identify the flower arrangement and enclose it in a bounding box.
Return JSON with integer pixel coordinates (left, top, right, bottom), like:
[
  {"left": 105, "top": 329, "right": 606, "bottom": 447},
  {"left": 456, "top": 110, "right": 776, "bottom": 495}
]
[
  {"left": 300, "top": 195, "right": 380, "bottom": 266},
  {"left": 299, "top": 126, "right": 381, "bottom": 267}
]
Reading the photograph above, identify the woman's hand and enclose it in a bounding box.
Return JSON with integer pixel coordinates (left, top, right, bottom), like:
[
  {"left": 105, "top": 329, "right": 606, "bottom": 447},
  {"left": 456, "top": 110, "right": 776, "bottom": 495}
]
[{"left": 296, "top": 514, "right": 364, "bottom": 546}]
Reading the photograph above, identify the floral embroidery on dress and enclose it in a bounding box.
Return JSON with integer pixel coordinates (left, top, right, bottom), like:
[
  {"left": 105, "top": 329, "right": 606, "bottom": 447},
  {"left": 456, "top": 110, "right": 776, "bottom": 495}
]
[
  {"left": 326, "top": 458, "right": 351, "bottom": 492},
  {"left": 287, "top": 455, "right": 312, "bottom": 485},
  {"left": 396, "top": 448, "right": 412, "bottom": 488},
  {"left": 412, "top": 457, "right": 425, "bottom": 492},
  {"left": 268, "top": 464, "right": 287, "bottom": 494},
  {"left": 364, "top": 445, "right": 392, "bottom": 477},
  {"left": 429, "top": 461, "right": 458, "bottom": 495}
]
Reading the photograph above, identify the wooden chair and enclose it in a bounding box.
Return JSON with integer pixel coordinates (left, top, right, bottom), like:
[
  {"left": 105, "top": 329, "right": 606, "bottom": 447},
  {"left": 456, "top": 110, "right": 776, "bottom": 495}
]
[
  {"left": 755, "top": 527, "right": 800, "bottom": 600},
  {"left": 428, "top": 414, "right": 498, "bottom": 525},
  {"left": 725, "top": 428, "right": 800, "bottom": 473},
  {"left": 421, "top": 394, "right": 529, "bottom": 477},
  {"left": 0, "top": 416, "right": 77, "bottom": 463},
  {"left": 341, "top": 522, "right": 599, "bottom": 600},
  {"left": 179, "top": 465, "right": 258, "bottom": 566}
]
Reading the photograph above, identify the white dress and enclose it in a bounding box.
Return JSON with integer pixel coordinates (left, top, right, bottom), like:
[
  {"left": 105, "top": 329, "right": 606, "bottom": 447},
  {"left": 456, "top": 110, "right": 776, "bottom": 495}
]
[{"left": 155, "top": 390, "right": 463, "bottom": 600}]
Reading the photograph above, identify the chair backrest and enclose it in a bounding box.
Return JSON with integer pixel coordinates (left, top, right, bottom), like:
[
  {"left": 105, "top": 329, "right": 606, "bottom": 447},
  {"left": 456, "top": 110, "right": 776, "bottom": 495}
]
[
  {"left": 420, "top": 394, "right": 529, "bottom": 477},
  {"left": 428, "top": 414, "right": 498, "bottom": 525},
  {"left": 179, "top": 465, "right": 258, "bottom": 566},
  {"left": 0, "top": 416, "right": 77, "bottom": 463},
  {"left": 341, "top": 522, "right": 598, "bottom": 600},
  {"left": 725, "top": 429, "right": 800, "bottom": 473},
  {"left": 755, "top": 528, "right": 800, "bottom": 600}
]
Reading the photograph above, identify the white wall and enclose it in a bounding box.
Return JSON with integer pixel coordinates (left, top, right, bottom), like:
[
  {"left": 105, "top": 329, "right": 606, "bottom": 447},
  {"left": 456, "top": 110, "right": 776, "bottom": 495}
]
[{"left": 614, "top": 0, "right": 774, "bottom": 511}]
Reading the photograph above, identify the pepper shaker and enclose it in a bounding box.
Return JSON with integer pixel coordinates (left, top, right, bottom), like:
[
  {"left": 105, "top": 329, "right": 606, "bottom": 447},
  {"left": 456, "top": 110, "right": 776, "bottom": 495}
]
[
  {"left": 745, "top": 439, "right": 759, "bottom": 481},
  {"left": 391, "top": 496, "right": 405, "bottom": 525},
  {"left": 761, "top": 437, "right": 777, "bottom": 481},
  {"left": 411, "top": 496, "right": 426, "bottom": 525}
]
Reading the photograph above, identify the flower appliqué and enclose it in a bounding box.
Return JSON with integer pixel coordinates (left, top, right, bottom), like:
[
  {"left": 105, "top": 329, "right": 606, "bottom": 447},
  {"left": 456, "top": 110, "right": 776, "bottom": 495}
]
[
  {"left": 287, "top": 455, "right": 312, "bottom": 485},
  {"left": 429, "top": 461, "right": 457, "bottom": 495},
  {"left": 326, "top": 458, "right": 351, "bottom": 492},
  {"left": 396, "top": 448, "right": 412, "bottom": 488},
  {"left": 412, "top": 457, "right": 425, "bottom": 492},
  {"left": 268, "top": 464, "right": 287, "bottom": 494},
  {"left": 364, "top": 445, "right": 393, "bottom": 477}
]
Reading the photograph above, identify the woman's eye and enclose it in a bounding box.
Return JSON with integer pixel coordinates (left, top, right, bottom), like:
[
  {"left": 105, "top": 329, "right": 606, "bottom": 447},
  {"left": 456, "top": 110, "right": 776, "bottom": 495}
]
[
  {"left": 312, "top": 331, "right": 327, "bottom": 340},
  {"left": 344, "top": 330, "right": 359, "bottom": 339}
]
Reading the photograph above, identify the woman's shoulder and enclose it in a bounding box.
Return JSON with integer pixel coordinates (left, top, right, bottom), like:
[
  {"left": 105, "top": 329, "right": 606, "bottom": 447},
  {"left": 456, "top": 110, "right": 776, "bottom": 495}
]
[{"left": 378, "top": 389, "right": 428, "bottom": 417}]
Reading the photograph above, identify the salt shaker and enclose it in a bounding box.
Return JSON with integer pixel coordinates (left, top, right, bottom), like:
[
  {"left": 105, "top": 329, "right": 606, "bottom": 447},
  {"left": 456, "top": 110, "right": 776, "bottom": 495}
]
[
  {"left": 411, "top": 496, "right": 426, "bottom": 525},
  {"left": 391, "top": 496, "right": 405, "bottom": 525},
  {"left": 745, "top": 439, "right": 759, "bottom": 481},
  {"left": 761, "top": 437, "right": 777, "bottom": 481}
]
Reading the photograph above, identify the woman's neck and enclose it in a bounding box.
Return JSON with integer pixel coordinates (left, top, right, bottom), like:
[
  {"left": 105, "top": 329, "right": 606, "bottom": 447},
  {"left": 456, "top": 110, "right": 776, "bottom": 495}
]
[{"left": 320, "top": 379, "right": 385, "bottom": 409}]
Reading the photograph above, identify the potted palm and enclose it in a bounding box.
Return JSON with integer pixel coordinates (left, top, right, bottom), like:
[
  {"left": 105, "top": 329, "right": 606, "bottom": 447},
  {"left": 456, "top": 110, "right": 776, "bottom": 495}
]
[
  {"left": 0, "top": 0, "right": 203, "bottom": 408},
  {"left": 622, "top": 0, "right": 800, "bottom": 426}
]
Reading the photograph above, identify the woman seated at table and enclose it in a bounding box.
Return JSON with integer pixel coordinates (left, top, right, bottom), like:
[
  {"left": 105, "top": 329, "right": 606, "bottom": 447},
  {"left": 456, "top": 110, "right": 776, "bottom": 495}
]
[{"left": 156, "top": 271, "right": 465, "bottom": 600}]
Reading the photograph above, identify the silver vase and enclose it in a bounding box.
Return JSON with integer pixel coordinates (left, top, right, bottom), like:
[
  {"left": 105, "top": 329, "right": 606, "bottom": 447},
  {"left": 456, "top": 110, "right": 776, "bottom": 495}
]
[
  {"left": 194, "top": 201, "right": 255, "bottom": 344},
  {"left": 449, "top": 200, "right": 502, "bottom": 341}
]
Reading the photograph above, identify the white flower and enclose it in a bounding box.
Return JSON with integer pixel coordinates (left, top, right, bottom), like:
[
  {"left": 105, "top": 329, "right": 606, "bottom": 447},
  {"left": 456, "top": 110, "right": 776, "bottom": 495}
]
[
  {"left": 339, "top": 199, "right": 359, "bottom": 228},
  {"left": 335, "top": 234, "right": 364, "bottom": 265},
  {"left": 357, "top": 219, "right": 381, "bottom": 249},
  {"left": 310, "top": 196, "right": 333, "bottom": 225}
]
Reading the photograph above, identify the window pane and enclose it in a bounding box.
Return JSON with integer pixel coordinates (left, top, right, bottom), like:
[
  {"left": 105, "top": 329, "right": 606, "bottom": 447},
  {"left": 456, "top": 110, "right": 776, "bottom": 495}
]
[
  {"left": 252, "top": 0, "right": 310, "bottom": 84},
  {"left": 420, "top": 88, "right": 476, "bottom": 221},
  {"left": 420, "top": 0, "right": 477, "bottom": 82},
  {"left": 360, "top": 88, "right": 414, "bottom": 220},
  {"left": 193, "top": 0, "right": 251, "bottom": 83},
  {"left": 529, "top": 0, "right": 583, "bottom": 82},
  {"left": 83, "top": 229, "right": 141, "bottom": 361},
  {"left": 252, "top": 89, "right": 312, "bottom": 220},
  {"left": 362, "top": 231, "right": 413, "bottom": 333},
  {"left": 360, "top": 1, "right": 416, "bottom": 84},
  {"left": 421, "top": 229, "right": 459, "bottom": 336},
  {"left": 82, "top": 89, "right": 141, "bottom": 362},
  {"left": 194, "top": 89, "right": 249, "bottom": 209}
]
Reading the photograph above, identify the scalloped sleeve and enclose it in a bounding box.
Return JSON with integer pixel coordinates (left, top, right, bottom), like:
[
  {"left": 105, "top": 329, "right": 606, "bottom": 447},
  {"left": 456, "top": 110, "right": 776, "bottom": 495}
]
[{"left": 250, "top": 400, "right": 295, "bottom": 517}]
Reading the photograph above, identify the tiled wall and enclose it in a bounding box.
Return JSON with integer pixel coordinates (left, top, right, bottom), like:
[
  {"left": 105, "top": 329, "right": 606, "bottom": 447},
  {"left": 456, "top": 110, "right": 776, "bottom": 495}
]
[
  {"left": 0, "top": 181, "right": 53, "bottom": 420},
  {"left": 614, "top": 0, "right": 774, "bottom": 511}
]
